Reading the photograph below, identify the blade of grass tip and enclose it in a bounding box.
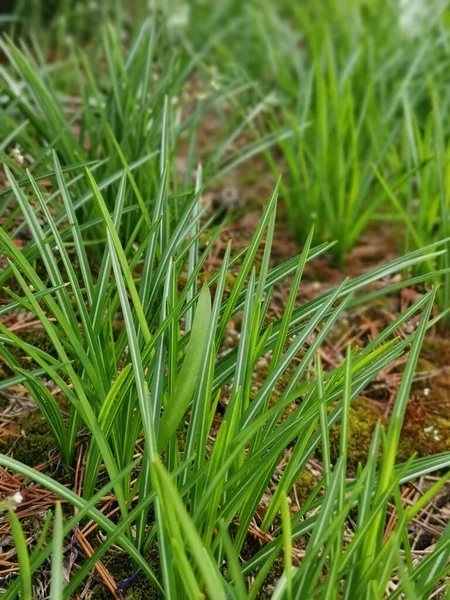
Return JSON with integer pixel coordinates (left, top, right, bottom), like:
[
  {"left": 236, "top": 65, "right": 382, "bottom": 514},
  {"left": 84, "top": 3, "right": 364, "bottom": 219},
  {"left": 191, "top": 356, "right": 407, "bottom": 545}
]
[
  {"left": 244, "top": 279, "right": 350, "bottom": 433},
  {"left": 50, "top": 502, "right": 63, "bottom": 600},
  {"left": 224, "top": 268, "right": 256, "bottom": 427},
  {"left": 104, "top": 124, "right": 152, "bottom": 230},
  {"left": 216, "top": 179, "right": 279, "bottom": 345},
  {"left": 160, "top": 95, "right": 169, "bottom": 176},
  {"left": 3, "top": 165, "right": 79, "bottom": 333},
  {"left": 158, "top": 284, "right": 212, "bottom": 452},
  {"left": 52, "top": 150, "right": 94, "bottom": 306},
  {"left": 85, "top": 167, "right": 152, "bottom": 344},
  {"left": 270, "top": 227, "right": 314, "bottom": 370},
  {"left": 317, "top": 353, "right": 331, "bottom": 489},
  {"left": 91, "top": 173, "right": 127, "bottom": 332},
  {"left": 185, "top": 164, "right": 202, "bottom": 333},
  {"left": 255, "top": 193, "right": 276, "bottom": 302},
  {"left": 106, "top": 231, "right": 159, "bottom": 547},
  {"left": 184, "top": 244, "right": 231, "bottom": 498},
  {"left": 281, "top": 491, "right": 293, "bottom": 600},
  {"left": 143, "top": 265, "right": 178, "bottom": 596},
  {"left": 0, "top": 283, "right": 70, "bottom": 318},
  {"left": 8, "top": 508, "right": 31, "bottom": 600},
  {"left": 166, "top": 259, "right": 180, "bottom": 402},
  {"left": 138, "top": 167, "right": 168, "bottom": 310}
]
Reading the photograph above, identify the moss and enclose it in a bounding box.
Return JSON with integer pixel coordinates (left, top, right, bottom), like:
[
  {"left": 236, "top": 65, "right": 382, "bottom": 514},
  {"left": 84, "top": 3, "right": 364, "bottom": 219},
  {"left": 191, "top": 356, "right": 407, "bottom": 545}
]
[
  {"left": 90, "top": 547, "right": 160, "bottom": 600},
  {"left": 7, "top": 430, "right": 56, "bottom": 466},
  {"left": 328, "top": 398, "right": 382, "bottom": 469},
  {"left": 201, "top": 270, "right": 237, "bottom": 300},
  {"left": 323, "top": 370, "right": 450, "bottom": 469},
  {"left": 3, "top": 412, "right": 56, "bottom": 467},
  {"left": 415, "top": 358, "right": 436, "bottom": 374},
  {"left": 397, "top": 403, "right": 450, "bottom": 462},
  {"left": 21, "top": 412, "right": 49, "bottom": 435},
  {"left": 294, "top": 469, "right": 318, "bottom": 505},
  {"left": 7, "top": 329, "right": 57, "bottom": 369},
  {"left": 395, "top": 334, "right": 450, "bottom": 461},
  {"left": 421, "top": 337, "right": 450, "bottom": 369},
  {"left": 258, "top": 551, "right": 285, "bottom": 599},
  {"left": 224, "top": 271, "right": 237, "bottom": 294},
  {"left": 176, "top": 427, "right": 187, "bottom": 454}
]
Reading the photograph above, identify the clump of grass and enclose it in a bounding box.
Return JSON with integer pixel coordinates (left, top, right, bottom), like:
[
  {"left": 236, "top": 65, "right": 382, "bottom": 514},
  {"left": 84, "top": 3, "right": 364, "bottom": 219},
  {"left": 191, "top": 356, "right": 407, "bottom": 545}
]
[
  {"left": 187, "top": 0, "right": 450, "bottom": 293},
  {"left": 1, "top": 157, "right": 450, "bottom": 597},
  {"left": 0, "top": 18, "right": 288, "bottom": 252},
  {"left": 1, "top": 3, "right": 450, "bottom": 598}
]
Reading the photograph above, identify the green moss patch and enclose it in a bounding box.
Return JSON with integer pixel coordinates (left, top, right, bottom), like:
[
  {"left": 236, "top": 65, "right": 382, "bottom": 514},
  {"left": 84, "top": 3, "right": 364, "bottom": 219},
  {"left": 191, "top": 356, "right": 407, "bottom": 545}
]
[
  {"left": 328, "top": 398, "right": 382, "bottom": 469},
  {"left": 295, "top": 468, "right": 318, "bottom": 505},
  {"left": 7, "top": 328, "right": 57, "bottom": 369},
  {"left": 90, "top": 547, "right": 160, "bottom": 600},
  {"left": 3, "top": 411, "right": 56, "bottom": 467}
]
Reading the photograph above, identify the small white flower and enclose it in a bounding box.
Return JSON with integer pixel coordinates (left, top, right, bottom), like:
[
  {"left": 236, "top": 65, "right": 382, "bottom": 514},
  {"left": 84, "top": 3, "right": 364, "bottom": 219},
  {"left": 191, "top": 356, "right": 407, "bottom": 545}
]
[
  {"left": 13, "top": 491, "right": 23, "bottom": 504},
  {"left": 423, "top": 388, "right": 430, "bottom": 396},
  {"left": 424, "top": 426, "right": 440, "bottom": 441},
  {"left": 10, "top": 145, "right": 25, "bottom": 166}
]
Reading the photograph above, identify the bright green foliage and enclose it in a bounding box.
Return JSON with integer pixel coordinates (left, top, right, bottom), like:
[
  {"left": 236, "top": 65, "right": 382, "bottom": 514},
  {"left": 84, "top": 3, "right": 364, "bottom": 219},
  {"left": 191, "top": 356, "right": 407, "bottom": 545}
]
[
  {"left": 183, "top": 0, "right": 450, "bottom": 282},
  {"left": 1, "top": 3, "right": 450, "bottom": 599},
  {"left": 1, "top": 165, "right": 450, "bottom": 597}
]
